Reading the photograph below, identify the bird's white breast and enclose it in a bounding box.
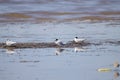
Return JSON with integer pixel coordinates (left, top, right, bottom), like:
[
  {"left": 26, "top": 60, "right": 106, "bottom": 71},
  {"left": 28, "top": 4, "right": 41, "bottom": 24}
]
[{"left": 6, "top": 41, "right": 16, "bottom": 46}]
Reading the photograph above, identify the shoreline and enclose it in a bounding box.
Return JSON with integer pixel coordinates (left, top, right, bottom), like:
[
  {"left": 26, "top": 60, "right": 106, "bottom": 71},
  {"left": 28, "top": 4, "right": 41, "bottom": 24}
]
[
  {"left": 0, "top": 40, "right": 120, "bottom": 49},
  {"left": 0, "top": 41, "right": 90, "bottom": 48}
]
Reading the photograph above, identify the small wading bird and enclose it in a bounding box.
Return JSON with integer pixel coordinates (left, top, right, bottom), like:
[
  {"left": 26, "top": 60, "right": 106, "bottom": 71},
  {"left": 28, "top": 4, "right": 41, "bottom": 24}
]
[
  {"left": 74, "top": 37, "right": 85, "bottom": 43},
  {"left": 55, "top": 39, "right": 64, "bottom": 46},
  {"left": 5, "top": 39, "right": 16, "bottom": 46}
]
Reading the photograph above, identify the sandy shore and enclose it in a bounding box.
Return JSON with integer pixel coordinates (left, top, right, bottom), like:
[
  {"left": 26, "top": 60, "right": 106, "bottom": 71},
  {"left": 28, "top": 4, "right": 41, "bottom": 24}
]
[
  {"left": 0, "top": 41, "right": 91, "bottom": 48},
  {"left": 0, "top": 40, "right": 120, "bottom": 49}
]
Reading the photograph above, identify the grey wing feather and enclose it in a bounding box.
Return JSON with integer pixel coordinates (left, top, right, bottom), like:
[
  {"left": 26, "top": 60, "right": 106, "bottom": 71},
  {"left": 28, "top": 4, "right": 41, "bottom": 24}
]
[{"left": 59, "top": 42, "right": 64, "bottom": 46}]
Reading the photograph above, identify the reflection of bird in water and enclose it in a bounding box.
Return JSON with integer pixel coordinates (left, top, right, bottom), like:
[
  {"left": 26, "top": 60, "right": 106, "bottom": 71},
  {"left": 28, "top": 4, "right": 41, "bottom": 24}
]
[
  {"left": 5, "top": 39, "right": 16, "bottom": 46},
  {"left": 55, "top": 39, "right": 64, "bottom": 46},
  {"left": 6, "top": 48, "right": 15, "bottom": 55},
  {"left": 55, "top": 48, "right": 64, "bottom": 55},
  {"left": 74, "top": 47, "right": 85, "bottom": 52},
  {"left": 74, "top": 37, "right": 85, "bottom": 43},
  {"left": 114, "top": 72, "right": 119, "bottom": 78},
  {"left": 113, "top": 62, "right": 119, "bottom": 68}
]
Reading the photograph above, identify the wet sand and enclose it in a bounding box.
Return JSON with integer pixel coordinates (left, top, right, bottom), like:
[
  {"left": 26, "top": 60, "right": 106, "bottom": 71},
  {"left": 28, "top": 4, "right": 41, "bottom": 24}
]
[
  {"left": 0, "top": 41, "right": 90, "bottom": 48},
  {"left": 0, "top": 40, "right": 120, "bottom": 48},
  {"left": 0, "top": 11, "right": 120, "bottom": 23}
]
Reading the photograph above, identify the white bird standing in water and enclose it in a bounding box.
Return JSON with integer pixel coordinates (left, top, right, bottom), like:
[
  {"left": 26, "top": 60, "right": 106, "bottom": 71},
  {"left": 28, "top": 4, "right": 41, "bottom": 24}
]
[
  {"left": 74, "top": 37, "right": 85, "bottom": 43},
  {"left": 5, "top": 39, "right": 16, "bottom": 46},
  {"left": 55, "top": 39, "right": 64, "bottom": 46}
]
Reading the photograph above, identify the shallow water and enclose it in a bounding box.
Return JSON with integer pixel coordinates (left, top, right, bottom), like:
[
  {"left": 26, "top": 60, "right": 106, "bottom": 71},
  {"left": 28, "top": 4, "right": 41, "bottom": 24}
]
[
  {"left": 0, "top": 45, "right": 120, "bottom": 80},
  {"left": 0, "top": 22, "right": 120, "bottom": 43},
  {"left": 0, "top": 0, "right": 120, "bottom": 23},
  {"left": 0, "top": 0, "right": 120, "bottom": 80}
]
